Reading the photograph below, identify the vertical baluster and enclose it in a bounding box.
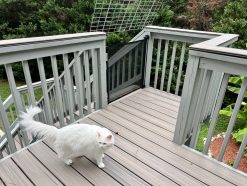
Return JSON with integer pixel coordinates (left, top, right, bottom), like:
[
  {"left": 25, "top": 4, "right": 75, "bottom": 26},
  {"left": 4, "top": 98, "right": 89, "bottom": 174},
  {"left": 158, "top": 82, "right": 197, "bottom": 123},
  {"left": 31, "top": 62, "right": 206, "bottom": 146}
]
[
  {"left": 50, "top": 88, "right": 56, "bottom": 121},
  {"left": 22, "top": 61, "right": 37, "bottom": 109},
  {"left": 122, "top": 58, "right": 126, "bottom": 83},
  {"left": 218, "top": 77, "right": 247, "bottom": 161},
  {"left": 233, "top": 129, "right": 247, "bottom": 168},
  {"left": 74, "top": 52, "right": 85, "bottom": 118},
  {"left": 144, "top": 35, "right": 154, "bottom": 87},
  {"left": 139, "top": 42, "right": 144, "bottom": 75},
  {"left": 207, "top": 73, "right": 224, "bottom": 119},
  {"left": 128, "top": 51, "right": 132, "bottom": 80},
  {"left": 154, "top": 39, "right": 161, "bottom": 89},
  {"left": 41, "top": 101, "right": 47, "bottom": 123},
  {"left": 63, "top": 54, "right": 75, "bottom": 122},
  {"left": 134, "top": 45, "right": 138, "bottom": 77},
  {"left": 190, "top": 70, "right": 213, "bottom": 148},
  {"left": 84, "top": 50, "right": 92, "bottom": 114},
  {"left": 160, "top": 40, "right": 169, "bottom": 91},
  {"left": 60, "top": 78, "right": 67, "bottom": 116},
  {"left": 175, "top": 42, "right": 186, "bottom": 95},
  {"left": 51, "top": 55, "right": 65, "bottom": 126},
  {"left": 116, "top": 60, "right": 120, "bottom": 87},
  {"left": 107, "top": 65, "right": 111, "bottom": 91},
  {"left": 167, "top": 41, "right": 177, "bottom": 93},
  {"left": 111, "top": 64, "right": 115, "bottom": 90},
  {"left": 203, "top": 74, "right": 229, "bottom": 154},
  {"left": 5, "top": 64, "right": 29, "bottom": 145},
  {"left": 70, "top": 65, "right": 76, "bottom": 110},
  {"left": 0, "top": 97, "right": 17, "bottom": 153},
  {"left": 37, "top": 58, "right": 53, "bottom": 125},
  {"left": 91, "top": 49, "right": 100, "bottom": 110}
]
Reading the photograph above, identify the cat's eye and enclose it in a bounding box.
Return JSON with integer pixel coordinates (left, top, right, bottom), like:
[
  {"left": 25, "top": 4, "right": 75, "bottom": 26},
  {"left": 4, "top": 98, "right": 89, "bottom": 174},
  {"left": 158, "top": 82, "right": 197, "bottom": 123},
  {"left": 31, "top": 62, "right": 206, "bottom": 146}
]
[{"left": 99, "top": 142, "right": 107, "bottom": 145}]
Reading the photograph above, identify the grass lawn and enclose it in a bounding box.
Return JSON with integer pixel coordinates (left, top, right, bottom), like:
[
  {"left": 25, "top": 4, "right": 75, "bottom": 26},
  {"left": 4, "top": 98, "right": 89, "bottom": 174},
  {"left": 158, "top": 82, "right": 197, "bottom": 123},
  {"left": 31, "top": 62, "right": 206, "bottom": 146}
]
[
  {"left": 0, "top": 78, "right": 43, "bottom": 102},
  {"left": 196, "top": 115, "right": 246, "bottom": 151},
  {"left": 0, "top": 78, "right": 24, "bottom": 101}
]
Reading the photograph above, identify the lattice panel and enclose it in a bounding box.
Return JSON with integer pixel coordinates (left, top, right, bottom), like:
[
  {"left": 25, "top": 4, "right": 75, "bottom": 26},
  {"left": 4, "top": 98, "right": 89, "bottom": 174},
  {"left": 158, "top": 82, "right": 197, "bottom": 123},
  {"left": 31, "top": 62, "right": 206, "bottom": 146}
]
[{"left": 90, "top": 0, "right": 162, "bottom": 32}]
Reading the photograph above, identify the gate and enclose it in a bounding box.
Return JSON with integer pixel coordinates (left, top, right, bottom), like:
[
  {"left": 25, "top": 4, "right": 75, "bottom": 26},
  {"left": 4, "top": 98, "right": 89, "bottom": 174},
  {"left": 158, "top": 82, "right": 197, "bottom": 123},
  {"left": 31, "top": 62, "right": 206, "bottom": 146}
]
[{"left": 107, "top": 38, "right": 148, "bottom": 102}]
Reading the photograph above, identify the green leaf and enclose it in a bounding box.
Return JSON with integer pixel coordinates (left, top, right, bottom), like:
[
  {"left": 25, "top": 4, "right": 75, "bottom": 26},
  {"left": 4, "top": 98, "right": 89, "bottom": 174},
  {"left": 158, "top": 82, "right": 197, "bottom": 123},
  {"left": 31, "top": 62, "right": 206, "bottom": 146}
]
[
  {"left": 229, "top": 76, "right": 243, "bottom": 85},
  {"left": 219, "top": 110, "right": 232, "bottom": 117},
  {"left": 232, "top": 128, "right": 247, "bottom": 143}
]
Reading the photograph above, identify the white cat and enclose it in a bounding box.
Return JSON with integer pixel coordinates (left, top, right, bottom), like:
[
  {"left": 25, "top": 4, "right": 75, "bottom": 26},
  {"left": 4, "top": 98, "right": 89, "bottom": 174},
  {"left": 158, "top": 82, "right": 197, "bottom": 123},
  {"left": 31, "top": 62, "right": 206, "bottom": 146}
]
[{"left": 19, "top": 106, "right": 114, "bottom": 168}]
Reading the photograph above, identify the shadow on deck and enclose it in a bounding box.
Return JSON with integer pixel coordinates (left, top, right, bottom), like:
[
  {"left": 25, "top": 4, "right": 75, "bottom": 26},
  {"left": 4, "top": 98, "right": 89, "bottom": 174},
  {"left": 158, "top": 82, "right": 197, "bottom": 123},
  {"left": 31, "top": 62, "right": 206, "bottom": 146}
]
[{"left": 0, "top": 88, "right": 246, "bottom": 186}]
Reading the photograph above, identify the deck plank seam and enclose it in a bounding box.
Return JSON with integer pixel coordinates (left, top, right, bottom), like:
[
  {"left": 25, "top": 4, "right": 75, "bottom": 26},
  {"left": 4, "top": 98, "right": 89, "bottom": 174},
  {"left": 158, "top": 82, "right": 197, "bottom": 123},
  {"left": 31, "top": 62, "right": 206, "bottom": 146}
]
[
  {"left": 128, "top": 93, "right": 179, "bottom": 114},
  {"left": 102, "top": 154, "right": 152, "bottom": 186},
  {"left": 114, "top": 103, "right": 175, "bottom": 133},
  {"left": 144, "top": 88, "right": 181, "bottom": 102},
  {"left": 105, "top": 151, "right": 179, "bottom": 186},
  {"left": 144, "top": 89, "right": 181, "bottom": 103},
  {"left": 101, "top": 109, "right": 173, "bottom": 140},
  {"left": 118, "top": 100, "right": 177, "bottom": 125},
  {"left": 42, "top": 141, "right": 94, "bottom": 186},
  {"left": 84, "top": 157, "right": 125, "bottom": 186},
  {"left": 140, "top": 91, "right": 181, "bottom": 107},
  {"left": 27, "top": 148, "right": 66, "bottom": 186},
  {"left": 109, "top": 104, "right": 175, "bottom": 133},
  {"left": 11, "top": 157, "right": 36, "bottom": 185},
  {"left": 124, "top": 96, "right": 178, "bottom": 119},
  {"left": 86, "top": 117, "right": 205, "bottom": 186},
  {"left": 89, "top": 113, "right": 235, "bottom": 185},
  {"left": 0, "top": 177, "right": 5, "bottom": 186}
]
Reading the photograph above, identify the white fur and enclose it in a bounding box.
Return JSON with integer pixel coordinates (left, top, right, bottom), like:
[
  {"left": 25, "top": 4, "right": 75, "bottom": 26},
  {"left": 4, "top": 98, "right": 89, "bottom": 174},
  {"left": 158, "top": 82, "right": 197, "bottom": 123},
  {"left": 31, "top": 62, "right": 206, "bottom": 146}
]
[{"left": 20, "top": 106, "right": 114, "bottom": 168}]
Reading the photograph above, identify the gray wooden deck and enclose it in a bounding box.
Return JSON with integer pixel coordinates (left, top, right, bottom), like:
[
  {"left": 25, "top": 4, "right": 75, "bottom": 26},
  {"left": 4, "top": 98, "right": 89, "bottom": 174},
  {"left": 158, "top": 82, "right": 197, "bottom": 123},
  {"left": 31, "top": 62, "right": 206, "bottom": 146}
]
[{"left": 0, "top": 87, "right": 247, "bottom": 186}]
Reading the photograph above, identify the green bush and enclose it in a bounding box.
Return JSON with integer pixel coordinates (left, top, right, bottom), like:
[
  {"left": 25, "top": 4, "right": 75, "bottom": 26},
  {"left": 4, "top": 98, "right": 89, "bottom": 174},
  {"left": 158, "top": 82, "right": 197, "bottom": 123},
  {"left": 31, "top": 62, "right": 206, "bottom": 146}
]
[{"left": 212, "top": 0, "right": 247, "bottom": 49}]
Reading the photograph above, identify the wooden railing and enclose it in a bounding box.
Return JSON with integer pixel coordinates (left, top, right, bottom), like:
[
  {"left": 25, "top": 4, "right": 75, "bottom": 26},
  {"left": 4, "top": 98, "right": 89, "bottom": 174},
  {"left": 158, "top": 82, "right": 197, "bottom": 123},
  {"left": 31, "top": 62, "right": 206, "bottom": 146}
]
[
  {"left": 173, "top": 33, "right": 247, "bottom": 170},
  {"left": 0, "top": 32, "right": 107, "bottom": 157},
  {"left": 144, "top": 26, "right": 238, "bottom": 121},
  {"left": 107, "top": 39, "right": 147, "bottom": 102}
]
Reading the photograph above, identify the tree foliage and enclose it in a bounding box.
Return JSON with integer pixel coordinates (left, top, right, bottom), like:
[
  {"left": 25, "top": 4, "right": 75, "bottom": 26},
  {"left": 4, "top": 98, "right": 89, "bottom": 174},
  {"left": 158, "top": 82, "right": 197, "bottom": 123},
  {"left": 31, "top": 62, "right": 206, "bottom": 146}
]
[
  {"left": 186, "top": 0, "right": 228, "bottom": 30},
  {"left": 212, "top": 0, "right": 247, "bottom": 49},
  {"left": 0, "top": 0, "right": 94, "bottom": 39}
]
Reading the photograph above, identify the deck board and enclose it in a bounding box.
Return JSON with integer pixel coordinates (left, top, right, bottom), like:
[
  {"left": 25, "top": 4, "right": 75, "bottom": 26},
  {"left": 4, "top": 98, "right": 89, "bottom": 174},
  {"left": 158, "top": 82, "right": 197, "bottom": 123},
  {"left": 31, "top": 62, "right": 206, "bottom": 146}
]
[
  {"left": 0, "top": 87, "right": 247, "bottom": 186},
  {"left": 0, "top": 157, "right": 33, "bottom": 186},
  {"left": 87, "top": 111, "right": 234, "bottom": 186},
  {"left": 83, "top": 118, "right": 205, "bottom": 186},
  {"left": 12, "top": 148, "right": 63, "bottom": 186},
  {"left": 29, "top": 142, "right": 92, "bottom": 186}
]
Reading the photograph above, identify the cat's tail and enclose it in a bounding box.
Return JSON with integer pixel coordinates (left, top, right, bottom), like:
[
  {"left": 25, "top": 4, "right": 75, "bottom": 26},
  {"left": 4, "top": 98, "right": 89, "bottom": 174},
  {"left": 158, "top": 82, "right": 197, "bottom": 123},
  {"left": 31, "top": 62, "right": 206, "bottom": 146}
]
[{"left": 19, "top": 106, "right": 58, "bottom": 140}]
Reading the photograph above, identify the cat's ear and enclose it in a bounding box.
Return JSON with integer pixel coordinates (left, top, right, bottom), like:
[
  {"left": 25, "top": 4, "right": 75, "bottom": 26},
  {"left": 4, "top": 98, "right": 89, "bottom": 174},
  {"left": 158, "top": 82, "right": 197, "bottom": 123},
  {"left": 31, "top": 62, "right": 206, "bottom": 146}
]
[
  {"left": 106, "top": 135, "right": 112, "bottom": 141},
  {"left": 97, "top": 131, "right": 101, "bottom": 138}
]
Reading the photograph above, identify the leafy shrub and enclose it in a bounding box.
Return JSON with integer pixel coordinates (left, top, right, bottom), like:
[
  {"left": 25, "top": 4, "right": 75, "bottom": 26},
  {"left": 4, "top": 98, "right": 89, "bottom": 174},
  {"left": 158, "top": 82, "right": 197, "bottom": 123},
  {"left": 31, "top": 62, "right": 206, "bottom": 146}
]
[
  {"left": 212, "top": 0, "right": 247, "bottom": 49},
  {"left": 220, "top": 76, "right": 247, "bottom": 148},
  {"left": 187, "top": 0, "right": 228, "bottom": 30},
  {"left": 233, "top": 128, "right": 247, "bottom": 143}
]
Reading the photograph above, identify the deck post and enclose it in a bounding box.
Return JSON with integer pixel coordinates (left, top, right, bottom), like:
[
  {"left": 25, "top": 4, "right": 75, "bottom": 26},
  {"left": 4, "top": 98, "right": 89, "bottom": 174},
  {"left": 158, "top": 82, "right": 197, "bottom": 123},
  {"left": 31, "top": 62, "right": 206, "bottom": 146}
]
[
  {"left": 98, "top": 40, "right": 108, "bottom": 108},
  {"left": 144, "top": 35, "right": 154, "bottom": 87},
  {"left": 173, "top": 54, "right": 200, "bottom": 145}
]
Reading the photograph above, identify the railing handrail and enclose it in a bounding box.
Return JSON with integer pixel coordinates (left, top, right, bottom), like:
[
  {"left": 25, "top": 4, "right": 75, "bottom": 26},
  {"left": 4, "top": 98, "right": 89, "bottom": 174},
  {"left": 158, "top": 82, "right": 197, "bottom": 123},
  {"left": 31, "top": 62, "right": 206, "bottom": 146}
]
[
  {"left": 109, "top": 26, "right": 233, "bottom": 68},
  {"left": 144, "top": 26, "right": 224, "bottom": 39},
  {"left": 0, "top": 32, "right": 106, "bottom": 65},
  {"left": 0, "top": 32, "right": 105, "bottom": 52},
  {"left": 191, "top": 45, "right": 247, "bottom": 59}
]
